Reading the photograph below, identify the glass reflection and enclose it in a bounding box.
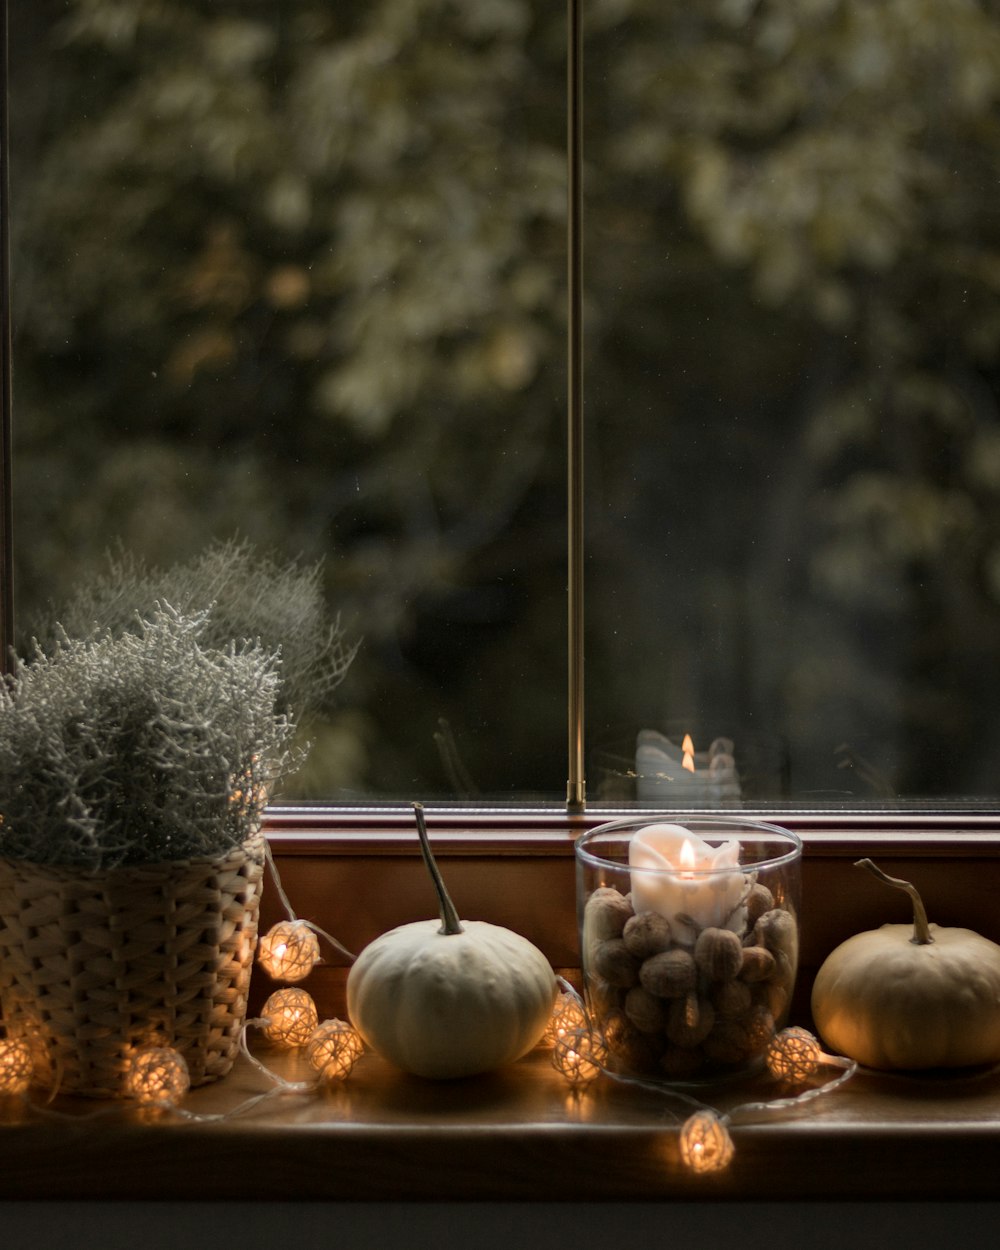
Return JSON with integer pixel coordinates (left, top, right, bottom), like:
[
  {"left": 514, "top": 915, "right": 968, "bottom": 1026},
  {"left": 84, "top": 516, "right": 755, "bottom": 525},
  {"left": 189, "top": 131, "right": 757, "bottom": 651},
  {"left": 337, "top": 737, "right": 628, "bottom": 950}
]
[
  {"left": 8, "top": 0, "right": 566, "bottom": 799},
  {"left": 10, "top": 1, "right": 1000, "bottom": 808},
  {"left": 585, "top": 0, "right": 1000, "bottom": 805}
]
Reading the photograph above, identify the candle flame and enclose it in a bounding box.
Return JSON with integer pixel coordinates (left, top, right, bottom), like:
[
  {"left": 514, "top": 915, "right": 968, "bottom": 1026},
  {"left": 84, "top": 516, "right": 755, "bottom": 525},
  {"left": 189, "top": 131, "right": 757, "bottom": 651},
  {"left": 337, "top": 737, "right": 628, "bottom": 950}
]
[
  {"left": 679, "top": 838, "right": 696, "bottom": 876},
  {"left": 682, "top": 733, "right": 695, "bottom": 772}
]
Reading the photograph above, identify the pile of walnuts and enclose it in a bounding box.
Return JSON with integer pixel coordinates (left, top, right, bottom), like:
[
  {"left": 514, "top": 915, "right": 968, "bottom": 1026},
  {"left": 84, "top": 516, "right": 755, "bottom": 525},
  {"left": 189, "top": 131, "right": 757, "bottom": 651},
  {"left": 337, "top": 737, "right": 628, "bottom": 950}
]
[{"left": 582, "top": 882, "right": 798, "bottom": 1082}]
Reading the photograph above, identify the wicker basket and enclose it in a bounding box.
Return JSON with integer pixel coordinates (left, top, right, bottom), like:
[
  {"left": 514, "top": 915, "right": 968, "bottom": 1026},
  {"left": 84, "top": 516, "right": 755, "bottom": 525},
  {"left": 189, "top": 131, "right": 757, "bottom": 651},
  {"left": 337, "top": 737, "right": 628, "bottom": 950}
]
[{"left": 0, "top": 832, "right": 266, "bottom": 1098}]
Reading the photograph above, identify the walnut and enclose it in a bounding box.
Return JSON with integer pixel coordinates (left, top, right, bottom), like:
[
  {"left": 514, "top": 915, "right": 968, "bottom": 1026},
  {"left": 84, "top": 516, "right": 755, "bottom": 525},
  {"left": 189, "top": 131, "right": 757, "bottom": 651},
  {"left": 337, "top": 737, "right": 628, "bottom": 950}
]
[
  {"left": 745, "top": 882, "right": 775, "bottom": 927},
  {"left": 666, "top": 994, "right": 715, "bottom": 1047},
  {"left": 711, "top": 979, "right": 752, "bottom": 1020},
  {"left": 584, "top": 887, "right": 634, "bottom": 945},
  {"left": 694, "top": 927, "right": 743, "bottom": 981},
  {"left": 591, "top": 937, "right": 640, "bottom": 988},
  {"left": 739, "top": 945, "right": 776, "bottom": 983},
  {"left": 622, "top": 910, "right": 673, "bottom": 959},
  {"left": 623, "top": 985, "right": 668, "bottom": 1034},
  {"left": 754, "top": 979, "right": 788, "bottom": 1021},
  {"left": 585, "top": 974, "right": 622, "bottom": 1018},
  {"left": 639, "top": 947, "right": 696, "bottom": 999},
  {"left": 771, "top": 948, "right": 796, "bottom": 989},
  {"left": 752, "top": 907, "right": 798, "bottom": 959},
  {"left": 703, "top": 1019, "right": 753, "bottom": 1065},
  {"left": 602, "top": 1011, "right": 663, "bottom": 1071},
  {"left": 745, "top": 1004, "right": 775, "bottom": 1053},
  {"left": 598, "top": 1009, "right": 631, "bottom": 1055}
]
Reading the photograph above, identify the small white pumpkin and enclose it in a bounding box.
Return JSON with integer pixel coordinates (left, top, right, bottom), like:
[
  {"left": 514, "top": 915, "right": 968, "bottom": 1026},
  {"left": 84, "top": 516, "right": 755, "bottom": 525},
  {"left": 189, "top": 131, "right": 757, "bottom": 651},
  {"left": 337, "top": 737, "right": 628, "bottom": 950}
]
[
  {"left": 346, "top": 804, "right": 557, "bottom": 1079},
  {"left": 811, "top": 859, "right": 1000, "bottom": 1071}
]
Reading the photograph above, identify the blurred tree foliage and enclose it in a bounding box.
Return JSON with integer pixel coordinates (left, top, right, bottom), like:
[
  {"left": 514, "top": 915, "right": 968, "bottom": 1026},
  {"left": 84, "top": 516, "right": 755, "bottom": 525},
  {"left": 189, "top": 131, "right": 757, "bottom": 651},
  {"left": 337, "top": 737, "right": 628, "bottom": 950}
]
[
  {"left": 583, "top": 0, "right": 1000, "bottom": 800},
  {"left": 10, "top": 0, "right": 568, "bottom": 797},
  {"left": 9, "top": 0, "right": 1000, "bottom": 801}
]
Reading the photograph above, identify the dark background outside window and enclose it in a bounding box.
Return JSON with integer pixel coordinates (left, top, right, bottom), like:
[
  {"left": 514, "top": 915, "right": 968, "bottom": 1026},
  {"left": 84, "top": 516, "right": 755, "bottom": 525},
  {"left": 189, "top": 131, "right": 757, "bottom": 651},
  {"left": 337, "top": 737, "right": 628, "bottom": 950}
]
[{"left": 9, "top": 0, "right": 1000, "bottom": 808}]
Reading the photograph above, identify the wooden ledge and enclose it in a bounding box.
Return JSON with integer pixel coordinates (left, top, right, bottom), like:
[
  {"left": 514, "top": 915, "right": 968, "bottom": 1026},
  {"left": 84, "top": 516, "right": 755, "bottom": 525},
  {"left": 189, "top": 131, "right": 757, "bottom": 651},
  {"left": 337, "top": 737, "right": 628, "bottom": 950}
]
[
  {"left": 252, "top": 814, "right": 1000, "bottom": 1030},
  {"left": 3, "top": 1044, "right": 1000, "bottom": 1201},
  {"left": 6, "top": 815, "right": 1000, "bottom": 1204}
]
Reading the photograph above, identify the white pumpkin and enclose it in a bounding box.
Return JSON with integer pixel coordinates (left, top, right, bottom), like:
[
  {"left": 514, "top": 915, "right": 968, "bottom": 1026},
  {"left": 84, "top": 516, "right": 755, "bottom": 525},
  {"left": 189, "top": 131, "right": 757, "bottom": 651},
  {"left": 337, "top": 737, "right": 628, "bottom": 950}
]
[
  {"left": 811, "top": 859, "right": 1000, "bottom": 1071},
  {"left": 348, "top": 917, "right": 556, "bottom": 1079},
  {"left": 346, "top": 804, "right": 557, "bottom": 1079}
]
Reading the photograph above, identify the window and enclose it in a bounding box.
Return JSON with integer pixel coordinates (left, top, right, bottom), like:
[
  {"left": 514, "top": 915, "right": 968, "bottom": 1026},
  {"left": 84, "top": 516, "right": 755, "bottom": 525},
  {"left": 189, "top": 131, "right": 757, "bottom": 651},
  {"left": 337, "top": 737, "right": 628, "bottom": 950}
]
[
  {"left": 4, "top": 0, "right": 568, "bottom": 803},
  {"left": 582, "top": 0, "right": 1000, "bottom": 812},
  {"left": 4, "top": 0, "right": 1000, "bottom": 815}
]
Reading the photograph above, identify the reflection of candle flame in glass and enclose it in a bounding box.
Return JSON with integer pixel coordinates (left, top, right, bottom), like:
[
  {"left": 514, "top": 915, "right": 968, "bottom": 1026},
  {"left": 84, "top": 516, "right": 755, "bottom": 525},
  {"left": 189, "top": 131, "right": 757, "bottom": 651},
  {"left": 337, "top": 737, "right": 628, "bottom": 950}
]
[{"left": 682, "top": 733, "right": 696, "bottom": 772}]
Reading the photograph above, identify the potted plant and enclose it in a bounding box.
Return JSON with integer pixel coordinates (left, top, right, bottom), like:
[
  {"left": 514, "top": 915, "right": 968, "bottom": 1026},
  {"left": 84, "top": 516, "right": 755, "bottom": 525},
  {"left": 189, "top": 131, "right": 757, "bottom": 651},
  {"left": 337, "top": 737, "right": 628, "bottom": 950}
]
[
  {"left": 45, "top": 536, "right": 356, "bottom": 722},
  {"left": 43, "top": 536, "right": 359, "bottom": 797},
  {"left": 0, "top": 604, "right": 301, "bottom": 1097}
]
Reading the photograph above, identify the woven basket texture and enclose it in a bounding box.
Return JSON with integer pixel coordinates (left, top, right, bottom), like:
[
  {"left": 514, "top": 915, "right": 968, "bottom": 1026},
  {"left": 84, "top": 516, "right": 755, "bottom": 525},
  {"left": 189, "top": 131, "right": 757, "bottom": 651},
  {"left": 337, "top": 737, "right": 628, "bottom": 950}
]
[{"left": 0, "top": 832, "right": 265, "bottom": 1098}]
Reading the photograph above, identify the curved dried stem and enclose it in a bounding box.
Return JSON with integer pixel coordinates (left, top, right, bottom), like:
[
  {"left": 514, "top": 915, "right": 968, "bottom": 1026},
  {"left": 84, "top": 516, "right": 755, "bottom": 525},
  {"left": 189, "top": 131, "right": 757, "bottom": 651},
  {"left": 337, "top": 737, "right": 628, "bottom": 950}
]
[
  {"left": 414, "top": 802, "right": 463, "bottom": 936},
  {"left": 855, "top": 858, "right": 933, "bottom": 945}
]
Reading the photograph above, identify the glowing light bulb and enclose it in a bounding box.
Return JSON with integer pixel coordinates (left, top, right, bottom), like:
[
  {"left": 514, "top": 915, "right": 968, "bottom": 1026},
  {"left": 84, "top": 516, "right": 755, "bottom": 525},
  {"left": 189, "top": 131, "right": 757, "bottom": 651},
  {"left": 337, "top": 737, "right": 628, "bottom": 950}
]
[
  {"left": 765, "top": 1026, "right": 822, "bottom": 1084},
  {"left": 678, "top": 1109, "right": 734, "bottom": 1174},
  {"left": 0, "top": 1037, "right": 33, "bottom": 1096},
  {"left": 124, "top": 1046, "right": 190, "bottom": 1108},
  {"left": 543, "top": 992, "right": 589, "bottom": 1047},
  {"left": 306, "top": 1019, "right": 365, "bottom": 1083},
  {"left": 257, "top": 920, "right": 321, "bottom": 982},
  {"left": 552, "top": 1027, "right": 608, "bottom": 1089},
  {"left": 261, "top": 988, "right": 320, "bottom": 1049}
]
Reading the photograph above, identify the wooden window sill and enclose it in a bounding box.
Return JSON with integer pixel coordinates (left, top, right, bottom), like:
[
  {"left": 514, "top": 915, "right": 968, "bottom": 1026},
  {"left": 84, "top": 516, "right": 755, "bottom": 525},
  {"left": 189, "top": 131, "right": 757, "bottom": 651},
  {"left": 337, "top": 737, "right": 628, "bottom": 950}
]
[
  {"left": 3, "top": 808, "right": 1000, "bottom": 1203},
  {"left": 2, "top": 1044, "right": 1000, "bottom": 1201},
  {"left": 254, "top": 808, "right": 1000, "bottom": 1033}
]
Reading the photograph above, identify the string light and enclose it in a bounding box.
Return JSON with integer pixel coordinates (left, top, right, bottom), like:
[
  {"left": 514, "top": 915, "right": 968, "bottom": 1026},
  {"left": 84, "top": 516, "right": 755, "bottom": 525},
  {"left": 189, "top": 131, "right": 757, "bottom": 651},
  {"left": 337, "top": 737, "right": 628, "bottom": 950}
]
[
  {"left": 678, "top": 1109, "right": 734, "bottom": 1174},
  {"left": 261, "top": 988, "right": 320, "bottom": 1050},
  {"left": 306, "top": 1019, "right": 365, "bottom": 1083},
  {"left": 257, "top": 920, "right": 321, "bottom": 982},
  {"left": 544, "top": 991, "right": 589, "bottom": 1046},
  {"left": 124, "top": 1046, "right": 190, "bottom": 1108},
  {"left": 0, "top": 1037, "right": 34, "bottom": 1096},
  {"left": 765, "top": 1026, "right": 823, "bottom": 1084},
  {"left": 552, "top": 1027, "right": 608, "bottom": 1089},
  {"left": 543, "top": 1010, "right": 853, "bottom": 1177}
]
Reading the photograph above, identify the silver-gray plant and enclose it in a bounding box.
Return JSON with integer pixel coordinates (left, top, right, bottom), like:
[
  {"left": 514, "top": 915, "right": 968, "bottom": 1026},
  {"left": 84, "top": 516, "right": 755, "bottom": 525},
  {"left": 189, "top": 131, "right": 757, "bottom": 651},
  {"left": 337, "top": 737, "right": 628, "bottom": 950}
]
[
  {"left": 0, "top": 605, "right": 300, "bottom": 870},
  {"left": 48, "top": 538, "right": 356, "bottom": 720}
]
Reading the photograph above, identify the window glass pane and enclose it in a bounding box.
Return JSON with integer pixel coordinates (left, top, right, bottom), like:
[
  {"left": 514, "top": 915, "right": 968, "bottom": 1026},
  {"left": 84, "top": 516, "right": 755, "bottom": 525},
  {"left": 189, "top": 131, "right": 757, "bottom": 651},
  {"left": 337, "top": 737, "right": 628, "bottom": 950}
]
[
  {"left": 8, "top": 0, "right": 566, "bottom": 801},
  {"left": 586, "top": 0, "right": 1000, "bottom": 808}
]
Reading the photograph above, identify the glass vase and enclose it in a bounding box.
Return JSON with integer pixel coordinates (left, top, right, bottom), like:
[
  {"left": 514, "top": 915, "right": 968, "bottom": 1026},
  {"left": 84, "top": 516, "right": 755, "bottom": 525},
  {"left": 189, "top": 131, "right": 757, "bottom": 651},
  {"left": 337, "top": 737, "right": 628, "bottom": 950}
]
[{"left": 575, "top": 816, "right": 802, "bottom": 1085}]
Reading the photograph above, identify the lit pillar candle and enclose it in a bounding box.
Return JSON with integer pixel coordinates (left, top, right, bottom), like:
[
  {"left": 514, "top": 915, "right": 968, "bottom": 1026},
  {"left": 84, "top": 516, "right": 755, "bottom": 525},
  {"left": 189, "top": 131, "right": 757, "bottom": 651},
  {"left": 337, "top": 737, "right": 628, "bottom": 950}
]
[{"left": 628, "top": 823, "right": 745, "bottom": 944}]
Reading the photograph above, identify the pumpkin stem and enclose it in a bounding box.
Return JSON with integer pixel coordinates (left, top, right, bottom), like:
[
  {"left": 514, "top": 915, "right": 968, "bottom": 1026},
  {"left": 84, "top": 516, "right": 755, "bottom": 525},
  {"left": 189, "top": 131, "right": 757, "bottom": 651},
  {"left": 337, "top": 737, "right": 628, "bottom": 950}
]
[
  {"left": 414, "top": 802, "right": 464, "bottom": 936},
  {"left": 855, "top": 858, "right": 933, "bottom": 945}
]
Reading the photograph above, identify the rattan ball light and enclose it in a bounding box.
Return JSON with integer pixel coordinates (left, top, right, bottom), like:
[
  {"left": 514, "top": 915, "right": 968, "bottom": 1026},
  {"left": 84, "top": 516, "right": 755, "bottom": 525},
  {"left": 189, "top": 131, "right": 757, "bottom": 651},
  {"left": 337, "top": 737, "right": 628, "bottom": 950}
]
[
  {"left": 261, "top": 988, "right": 320, "bottom": 1050},
  {"left": 306, "top": 1019, "right": 365, "bottom": 1082},
  {"left": 124, "top": 1046, "right": 191, "bottom": 1108},
  {"left": 257, "top": 920, "right": 321, "bottom": 983}
]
